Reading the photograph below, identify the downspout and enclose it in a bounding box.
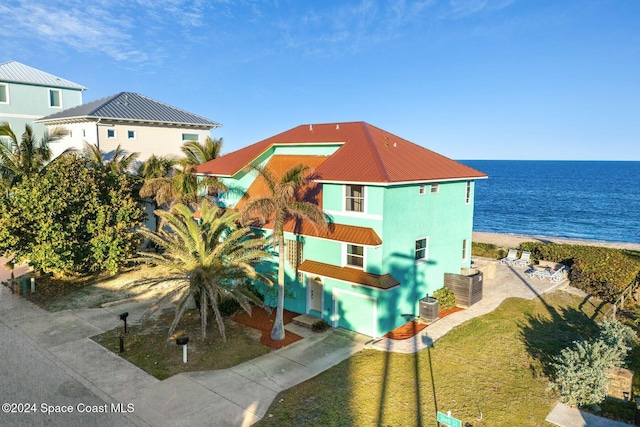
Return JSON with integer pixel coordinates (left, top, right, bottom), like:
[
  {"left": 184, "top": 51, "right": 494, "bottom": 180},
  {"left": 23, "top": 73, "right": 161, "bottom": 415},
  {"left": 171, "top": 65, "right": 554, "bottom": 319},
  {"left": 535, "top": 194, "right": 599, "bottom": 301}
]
[{"left": 95, "top": 118, "right": 101, "bottom": 149}]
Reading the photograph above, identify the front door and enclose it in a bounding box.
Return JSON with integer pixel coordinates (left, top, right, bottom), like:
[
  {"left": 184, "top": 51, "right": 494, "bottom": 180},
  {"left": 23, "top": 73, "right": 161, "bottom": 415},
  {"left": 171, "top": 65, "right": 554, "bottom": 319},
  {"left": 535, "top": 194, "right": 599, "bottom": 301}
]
[{"left": 308, "top": 276, "right": 323, "bottom": 313}]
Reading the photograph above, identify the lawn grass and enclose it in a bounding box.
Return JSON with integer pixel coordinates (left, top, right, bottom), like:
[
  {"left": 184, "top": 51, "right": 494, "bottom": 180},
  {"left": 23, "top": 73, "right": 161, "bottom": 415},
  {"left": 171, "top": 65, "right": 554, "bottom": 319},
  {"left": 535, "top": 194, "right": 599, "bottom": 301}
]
[
  {"left": 91, "top": 309, "right": 271, "bottom": 380},
  {"left": 257, "top": 291, "right": 607, "bottom": 427}
]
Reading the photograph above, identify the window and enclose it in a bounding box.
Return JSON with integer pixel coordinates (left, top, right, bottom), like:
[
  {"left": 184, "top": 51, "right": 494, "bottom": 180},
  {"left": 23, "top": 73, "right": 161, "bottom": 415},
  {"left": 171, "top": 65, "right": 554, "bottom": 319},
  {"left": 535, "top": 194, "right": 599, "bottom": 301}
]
[
  {"left": 462, "top": 239, "right": 468, "bottom": 261},
  {"left": 182, "top": 133, "right": 199, "bottom": 142},
  {"left": 415, "top": 237, "right": 428, "bottom": 261},
  {"left": 107, "top": 129, "right": 116, "bottom": 138},
  {"left": 431, "top": 183, "right": 439, "bottom": 193},
  {"left": 127, "top": 130, "right": 136, "bottom": 139},
  {"left": 0, "top": 84, "right": 8, "bottom": 103},
  {"left": 68, "top": 130, "right": 73, "bottom": 138},
  {"left": 49, "top": 89, "right": 62, "bottom": 107},
  {"left": 345, "top": 184, "right": 364, "bottom": 212},
  {"left": 465, "top": 181, "right": 471, "bottom": 204},
  {"left": 419, "top": 184, "right": 426, "bottom": 195},
  {"left": 286, "top": 239, "right": 303, "bottom": 270},
  {"left": 346, "top": 244, "right": 364, "bottom": 268},
  {"left": 82, "top": 129, "right": 86, "bottom": 137}
]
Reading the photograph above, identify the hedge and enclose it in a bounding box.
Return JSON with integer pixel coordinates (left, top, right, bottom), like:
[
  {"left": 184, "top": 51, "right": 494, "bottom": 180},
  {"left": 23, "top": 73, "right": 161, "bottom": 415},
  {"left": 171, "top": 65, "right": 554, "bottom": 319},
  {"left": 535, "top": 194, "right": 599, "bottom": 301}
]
[{"left": 519, "top": 242, "right": 640, "bottom": 302}]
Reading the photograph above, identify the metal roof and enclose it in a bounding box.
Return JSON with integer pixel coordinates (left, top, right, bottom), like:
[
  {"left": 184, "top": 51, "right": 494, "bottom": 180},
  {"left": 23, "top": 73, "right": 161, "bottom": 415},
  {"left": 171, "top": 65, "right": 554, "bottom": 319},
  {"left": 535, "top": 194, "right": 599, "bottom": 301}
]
[
  {"left": 298, "top": 260, "right": 400, "bottom": 290},
  {"left": 197, "top": 122, "right": 487, "bottom": 183},
  {"left": 36, "top": 92, "right": 221, "bottom": 128},
  {"left": 0, "top": 61, "right": 86, "bottom": 90}
]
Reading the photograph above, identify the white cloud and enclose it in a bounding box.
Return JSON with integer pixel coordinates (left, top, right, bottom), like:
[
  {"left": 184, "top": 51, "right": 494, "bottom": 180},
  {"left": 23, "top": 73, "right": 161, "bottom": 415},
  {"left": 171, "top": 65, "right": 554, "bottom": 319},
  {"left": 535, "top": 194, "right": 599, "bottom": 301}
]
[
  {"left": 448, "top": 0, "right": 516, "bottom": 18},
  {"left": 1, "top": 0, "right": 211, "bottom": 65}
]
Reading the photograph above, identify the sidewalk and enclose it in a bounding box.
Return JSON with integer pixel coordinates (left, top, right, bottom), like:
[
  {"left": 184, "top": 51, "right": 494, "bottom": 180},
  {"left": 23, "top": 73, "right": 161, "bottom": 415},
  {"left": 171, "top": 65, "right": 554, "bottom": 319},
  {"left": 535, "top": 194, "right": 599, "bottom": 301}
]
[
  {"left": 0, "top": 285, "right": 367, "bottom": 426},
  {"left": 0, "top": 261, "right": 624, "bottom": 427}
]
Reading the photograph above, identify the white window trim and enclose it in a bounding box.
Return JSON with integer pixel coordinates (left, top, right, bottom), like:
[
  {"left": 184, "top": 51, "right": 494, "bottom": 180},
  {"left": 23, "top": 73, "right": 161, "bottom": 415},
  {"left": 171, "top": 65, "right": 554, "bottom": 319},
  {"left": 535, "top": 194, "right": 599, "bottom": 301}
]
[
  {"left": 462, "top": 239, "right": 468, "bottom": 261},
  {"left": 415, "top": 236, "right": 429, "bottom": 264},
  {"left": 465, "top": 180, "right": 472, "bottom": 205},
  {"left": 48, "top": 88, "right": 62, "bottom": 108},
  {"left": 127, "top": 130, "right": 137, "bottom": 140},
  {"left": 343, "top": 184, "right": 366, "bottom": 214},
  {"left": 0, "top": 83, "right": 9, "bottom": 104},
  {"left": 181, "top": 133, "right": 200, "bottom": 142},
  {"left": 107, "top": 129, "right": 117, "bottom": 139},
  {"left": 419, "top": 184, "right": 426, "bottom": 195},
  {"left": 343, "top": 242, "right": 366, "bottom": 270},
  {"left": 324, "top": 209, "right": 382, "bottom": 221},
  {"left": 431, "top": 183, "right": 439, "bottom": 194}
]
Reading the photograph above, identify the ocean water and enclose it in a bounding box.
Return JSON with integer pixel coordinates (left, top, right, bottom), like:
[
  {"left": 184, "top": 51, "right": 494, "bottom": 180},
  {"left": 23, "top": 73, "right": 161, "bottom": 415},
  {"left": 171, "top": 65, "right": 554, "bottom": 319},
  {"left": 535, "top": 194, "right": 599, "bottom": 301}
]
[{"left": 459, "top": 160, "right": 640, "bottom": 245}]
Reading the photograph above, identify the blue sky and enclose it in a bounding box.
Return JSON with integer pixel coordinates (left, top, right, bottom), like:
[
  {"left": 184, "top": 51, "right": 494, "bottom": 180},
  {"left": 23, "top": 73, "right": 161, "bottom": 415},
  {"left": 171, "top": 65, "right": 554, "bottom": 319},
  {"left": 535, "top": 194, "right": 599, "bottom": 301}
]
[{"left": 2, "top": 0, "right": 639, "bottom": 160}]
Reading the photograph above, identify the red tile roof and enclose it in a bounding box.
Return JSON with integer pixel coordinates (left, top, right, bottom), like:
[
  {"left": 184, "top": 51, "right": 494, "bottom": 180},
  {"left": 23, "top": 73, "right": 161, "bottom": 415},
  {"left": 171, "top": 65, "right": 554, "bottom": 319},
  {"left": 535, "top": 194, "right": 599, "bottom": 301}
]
[
  {"left": 298, "top": 260, "right": 400, "bottom": 290},
  {"left": 196, "top": 121, "right": 486, "bottom": 183}
]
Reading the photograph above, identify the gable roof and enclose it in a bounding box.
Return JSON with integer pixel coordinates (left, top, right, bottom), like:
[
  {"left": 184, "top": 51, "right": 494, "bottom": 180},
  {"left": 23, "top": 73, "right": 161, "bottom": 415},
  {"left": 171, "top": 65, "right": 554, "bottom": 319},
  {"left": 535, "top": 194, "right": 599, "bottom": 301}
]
[
  {"left": 36, "top": 92, "right": 221, "bottom": 128},
  {"left": 0, "top": 61, "right": 86, "bottom": 90},
  {"left": 197, "top": 121, "right": 486, "bottom": 184},
  {"left": 234, "top": 154, "right": 327, "bottom": 211}
]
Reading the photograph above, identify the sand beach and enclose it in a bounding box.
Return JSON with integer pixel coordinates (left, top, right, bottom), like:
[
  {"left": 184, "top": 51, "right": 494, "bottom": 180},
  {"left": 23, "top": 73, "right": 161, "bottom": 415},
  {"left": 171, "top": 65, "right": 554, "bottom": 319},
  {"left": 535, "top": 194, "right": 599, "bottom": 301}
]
[{"left": 473, "top": 231, "right": 640, "bottom": 252}]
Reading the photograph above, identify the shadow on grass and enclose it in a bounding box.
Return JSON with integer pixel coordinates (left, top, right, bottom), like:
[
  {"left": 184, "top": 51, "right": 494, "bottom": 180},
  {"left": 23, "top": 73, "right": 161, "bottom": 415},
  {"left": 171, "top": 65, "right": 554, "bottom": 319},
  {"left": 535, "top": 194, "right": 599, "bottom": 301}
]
[{"left": 520, "top": 305, "right": 600, "bottom": 378}]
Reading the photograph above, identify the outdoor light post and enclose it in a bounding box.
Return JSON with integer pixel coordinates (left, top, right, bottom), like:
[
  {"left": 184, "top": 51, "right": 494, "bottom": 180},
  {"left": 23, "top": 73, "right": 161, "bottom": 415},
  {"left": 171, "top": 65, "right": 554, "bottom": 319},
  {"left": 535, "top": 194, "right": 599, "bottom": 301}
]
[
  {"left": 119, "top": 312, "right": 129, "bottom": 334},
  {"left": 176, "top": 336, "right": 189, "bottom": 363},
  {"left": 30, "top": 277, "right": 35, "bottom": 294}
]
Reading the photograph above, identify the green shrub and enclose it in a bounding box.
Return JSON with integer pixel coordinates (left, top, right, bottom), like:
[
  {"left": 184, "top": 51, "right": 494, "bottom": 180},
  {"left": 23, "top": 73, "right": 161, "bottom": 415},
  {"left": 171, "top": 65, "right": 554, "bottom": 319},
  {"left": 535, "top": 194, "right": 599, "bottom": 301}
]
[
  {"left": 218, "top": 296, "right": 241, "bottom": 316},
  {"left": 312, "top": 319, "right": 329, "bottom": 331},
  {"left": 549, "top": 320, "right": 636, "bottom": 407},
  {"left": 549, "top": 339, "right": 615, "bottom": 406},
  {"left": 598, "top": 320, "right": 637, "bottom": 366},
  {"left": 519, "top": 242, "right": 640, "bottom": 303},
  {"left": 433, "top": 287, "right": 457, "bottom": 310}
]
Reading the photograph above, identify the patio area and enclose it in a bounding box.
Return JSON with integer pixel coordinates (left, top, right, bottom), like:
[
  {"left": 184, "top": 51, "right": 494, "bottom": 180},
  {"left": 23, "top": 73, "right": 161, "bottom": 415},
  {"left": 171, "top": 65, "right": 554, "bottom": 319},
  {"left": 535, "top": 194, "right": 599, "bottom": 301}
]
[{"left": 368, "top": 257, "right": 573, "bottom": 353}]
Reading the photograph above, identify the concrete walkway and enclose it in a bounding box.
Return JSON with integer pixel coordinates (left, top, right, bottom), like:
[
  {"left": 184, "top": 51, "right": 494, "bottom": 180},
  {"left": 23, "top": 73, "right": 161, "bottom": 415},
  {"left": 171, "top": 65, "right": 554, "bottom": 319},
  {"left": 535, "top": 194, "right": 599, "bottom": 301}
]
[
  {"left": 368, "top": 260, "right": 569, "bottom": 353},
  {"left": 0, "top": 260, "right": 627, "bottom": 426},
  {"left": 0, "top": 284, "right": 367, "bottom": 426},
  {"left": 368, "top": 260, "right": 633, "bottom": 427}
]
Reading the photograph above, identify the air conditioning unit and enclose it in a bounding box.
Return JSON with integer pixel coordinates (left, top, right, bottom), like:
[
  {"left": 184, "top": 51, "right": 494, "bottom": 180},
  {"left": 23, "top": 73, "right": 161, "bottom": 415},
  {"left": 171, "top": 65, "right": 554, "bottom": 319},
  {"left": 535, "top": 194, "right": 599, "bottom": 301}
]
[{"left": 419, "top": 296, "right": 439, "bottom": 322}]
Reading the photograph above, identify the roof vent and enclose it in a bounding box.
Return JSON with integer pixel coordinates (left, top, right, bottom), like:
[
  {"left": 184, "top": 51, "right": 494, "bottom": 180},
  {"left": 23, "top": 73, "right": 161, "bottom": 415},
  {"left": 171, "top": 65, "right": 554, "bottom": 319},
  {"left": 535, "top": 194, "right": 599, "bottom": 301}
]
[
  {"left": 309, "top": 124, "right": 313, "bottom": 131},
  {"left": 393, "top": 142, "right": 397, "bottom": 147},
  {"left": 336, "top": 124, "right": 340, "bottom": 130}
]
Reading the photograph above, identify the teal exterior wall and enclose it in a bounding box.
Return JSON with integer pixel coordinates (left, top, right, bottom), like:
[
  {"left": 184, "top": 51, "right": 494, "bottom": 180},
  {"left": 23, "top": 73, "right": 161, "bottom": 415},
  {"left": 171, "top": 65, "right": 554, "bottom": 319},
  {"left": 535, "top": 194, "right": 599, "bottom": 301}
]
[
  {"left": 201, "top": 142, "right": 479, "bottom": 338},
  {"left": 377, "top": 180, "right": 475, "bottom": 332},
  {"left": 0, "top": 81, "right": 83, "bottom": 138}
]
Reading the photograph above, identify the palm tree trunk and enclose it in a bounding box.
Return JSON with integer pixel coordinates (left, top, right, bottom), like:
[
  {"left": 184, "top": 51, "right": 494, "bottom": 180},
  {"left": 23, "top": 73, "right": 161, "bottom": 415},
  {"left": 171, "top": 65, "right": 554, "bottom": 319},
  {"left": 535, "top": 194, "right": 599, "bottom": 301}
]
[{"left": 271, "top": 232, "right": 286, "bottom": 340}]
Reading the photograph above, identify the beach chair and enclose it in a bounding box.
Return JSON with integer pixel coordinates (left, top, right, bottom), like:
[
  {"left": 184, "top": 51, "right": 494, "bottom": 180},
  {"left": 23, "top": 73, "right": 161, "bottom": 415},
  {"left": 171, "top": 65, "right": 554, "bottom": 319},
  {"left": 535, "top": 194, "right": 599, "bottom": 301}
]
[
  {"left": 500, "top": 249, "right": 518, "bottom": 265},
  {"left": 549, "top": 266, "right": 566, "bottom": 283},
  {"left": 513, "top": 251, "right": 531, "bottom": 268}
]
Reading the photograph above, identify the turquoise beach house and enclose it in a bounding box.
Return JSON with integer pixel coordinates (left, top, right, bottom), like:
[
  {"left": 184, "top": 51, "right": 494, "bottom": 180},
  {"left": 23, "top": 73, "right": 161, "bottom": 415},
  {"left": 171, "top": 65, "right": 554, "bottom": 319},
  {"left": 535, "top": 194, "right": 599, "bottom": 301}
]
[{"left": 197, "top": 122, "right": 487, "bottom": 337}]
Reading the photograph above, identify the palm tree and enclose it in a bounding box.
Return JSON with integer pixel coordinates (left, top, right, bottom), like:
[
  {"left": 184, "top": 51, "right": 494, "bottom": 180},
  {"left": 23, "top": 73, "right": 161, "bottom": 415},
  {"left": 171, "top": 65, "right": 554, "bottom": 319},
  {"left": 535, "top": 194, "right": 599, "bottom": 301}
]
[
  {"left": 138, "top": 137, "right": 226, "bottom": 209},
  {"left": 83, "top": 142, "right": 138, "bottom": 174},
  {"left": 241, "top": 164, "right": 328, "bottom": 340},
  {"left": 181, "top": 136, "right": 222, "bottom": 165},
  {"left": 0, "top": 122, "right": 67, "bottom": 187},
  {"left": 137, "top": 155, "right": 180, "bottom": 231},
  {"left": 136, "top": 199, "right": 272, "bottom": 341}
]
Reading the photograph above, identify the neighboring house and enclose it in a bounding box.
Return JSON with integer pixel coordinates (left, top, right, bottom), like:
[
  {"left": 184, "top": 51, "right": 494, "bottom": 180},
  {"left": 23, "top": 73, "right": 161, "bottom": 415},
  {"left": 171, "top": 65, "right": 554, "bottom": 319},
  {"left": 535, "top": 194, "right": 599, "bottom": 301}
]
[
  {"left": 36, "top": 91, "right": 221, "bottom": 162},
  {"left": 0, "top": 60, "right": 86, "bottom": 137},
  {"left": 197, "top": 121, "right": 487, "bottom": 337}
]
